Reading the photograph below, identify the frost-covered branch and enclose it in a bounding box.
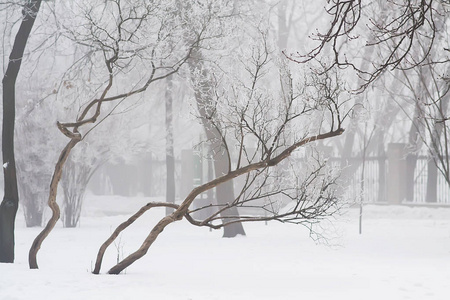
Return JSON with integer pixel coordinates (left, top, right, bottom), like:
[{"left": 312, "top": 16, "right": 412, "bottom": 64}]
[{"left": 287, "top": 0, "right": 448, "bottom": 91}]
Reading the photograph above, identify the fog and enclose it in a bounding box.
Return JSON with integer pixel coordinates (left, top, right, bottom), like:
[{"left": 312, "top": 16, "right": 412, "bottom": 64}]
[{"left": 1, "top": 0, "right": 449, "bottom": 298}]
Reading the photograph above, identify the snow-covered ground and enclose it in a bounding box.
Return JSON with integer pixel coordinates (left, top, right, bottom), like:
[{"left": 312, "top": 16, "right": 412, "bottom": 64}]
[{"left": 1, "top": 195, "right": 450, "bottom": 300}]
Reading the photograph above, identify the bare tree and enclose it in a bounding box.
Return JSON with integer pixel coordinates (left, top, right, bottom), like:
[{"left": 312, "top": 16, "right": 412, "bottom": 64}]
[
  {"left": 165, "top": 75, "right": 176, "bottom": 215},
  {"left": 1, "top": 0, "right": 42, "bottom": 263},
  {"left": 175, "top": 0, "right": 247, "bottom": 237},
  {"left": 368, "top": 2, "right": 450, "bottom": 201},
  {"left": 60, "top": 142, "right": 106, "bottom": 228},
  {"left": 92, "top": 27, "right": 349, "bottom": 273},
  {"left": 398, "top": 62, "right": 450, "bottom": 201},
  {"left": 188, "top": 49, "right": 247, "bottom": 237},
  {"left": 28, "top": 0, "right": 207, "bottom": 269},
  {"left": 287, "top": 0, "right": 449, "bottom": 90},
  {"left": 285, "top": 1, "right": 449, "bottom": 205},
  {"left": 16, "top": 110, "right": 55, "bottom": 227}
]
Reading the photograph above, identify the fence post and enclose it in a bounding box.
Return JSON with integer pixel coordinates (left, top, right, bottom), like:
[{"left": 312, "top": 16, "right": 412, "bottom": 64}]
[{"left": 387, "top": 143, "right": 407, "bottom": 204}]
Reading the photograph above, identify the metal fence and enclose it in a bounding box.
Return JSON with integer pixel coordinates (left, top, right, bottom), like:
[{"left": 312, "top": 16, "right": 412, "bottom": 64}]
[
  {"left": 329, "top": 156, "right": 450, "bottom": 205},
  {"left": 89, "top": 149, "right": 450, "bottom": 206}
]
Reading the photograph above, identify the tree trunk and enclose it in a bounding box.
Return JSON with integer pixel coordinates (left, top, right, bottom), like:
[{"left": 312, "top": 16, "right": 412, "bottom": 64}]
[
  {"left": 377, "top": 131, "right": 386, "bottom": 202},
  {"left": 29, "top": 137, "right": 80, "bottom": 269},
  {"left": 108, "top": 215, "right": 175, "bottom": 274},
  {"left": 1, "top": 76, "right": 19, "bottom": 262},
  {"left": 213, "top": 152, "right": 246, "bottom": 237},
  {"left": 98, "top": 128, "right": 344, "bottom": 274},
  {"left": 426, "top": 81, "right": 449, "bottom": 203},
  {"left": 165, "top": 75, "right": 176, "bottom": 215},
  {"left": 277, "top": 0, "right": 289, "bottom": 51},
  {"left": 188, "top": 49, "right": 246, "bottom": 237},
  {"left": 23, "top": 194, "right": 43, "bottom": 227},
  {"left": 0, "top": 0, "right": 42, "bottom": 263},
  {"left": 336, "top": 46, "right": 376, "bottom": 195},
  {"left": 406, "top": 100, "right": 424, "bottom": 202},
  {"left": 338, "top": 80, "right": 400, "bottom": 200}
]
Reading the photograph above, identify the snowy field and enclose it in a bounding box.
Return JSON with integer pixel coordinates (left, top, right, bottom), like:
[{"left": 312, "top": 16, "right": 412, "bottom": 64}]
[{"left": 1, "top": 195, "right": 450, "bottom": 300}]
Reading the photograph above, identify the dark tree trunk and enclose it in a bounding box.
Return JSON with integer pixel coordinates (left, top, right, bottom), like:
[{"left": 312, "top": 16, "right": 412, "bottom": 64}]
[
  {"left": 0, "top": 79, "right": 20, "bottom": 263},
  {"left": 165, "top": 75, "right": 176, "bottom": 215},
  {"left": 0, "top": 0, "right": 42, "bottom": 263},
  {"left": 188, "top": 49, "right": 246, "bottom": 237},
  {"left": 213, "top": 150, "right": 246, "bottom": 238}
]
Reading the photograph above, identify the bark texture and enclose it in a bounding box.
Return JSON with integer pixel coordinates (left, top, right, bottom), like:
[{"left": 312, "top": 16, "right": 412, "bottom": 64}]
[
  {"left": 0, "top": 0, "right": 42, "bottom": 263},
  {"left": 93, "top": 202, "right": 178, "bottom": 274},
  {"left": 188, "top": 48, "right": 246, "bottom": 237},
  {"left": 29, "top": 138, "right": 80, "bottom": 269}
]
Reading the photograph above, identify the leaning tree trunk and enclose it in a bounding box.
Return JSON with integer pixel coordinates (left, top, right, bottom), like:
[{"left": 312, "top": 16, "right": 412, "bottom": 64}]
[
  {"left": 0, "top": 0, "right": 42, "bottom": 263},
  {"left": 29, "top": 137, "right": 81, "bottom": 268},
  {"left": 96, "top": 127, "right": 345, "bottom": 274}
]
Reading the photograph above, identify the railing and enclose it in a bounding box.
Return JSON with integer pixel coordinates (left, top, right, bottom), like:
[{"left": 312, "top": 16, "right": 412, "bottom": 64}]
[
  {"left": 88, "top": 148, "right": 450, "bottom": 206},
  {"left": 329, "top": 156, "right": 450, "bottom": 205}
]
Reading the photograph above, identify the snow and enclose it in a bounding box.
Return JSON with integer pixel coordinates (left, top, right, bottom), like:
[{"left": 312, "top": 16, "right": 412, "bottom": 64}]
[{"left": 1, "top": 195, "right": 450, "bottom": 300}]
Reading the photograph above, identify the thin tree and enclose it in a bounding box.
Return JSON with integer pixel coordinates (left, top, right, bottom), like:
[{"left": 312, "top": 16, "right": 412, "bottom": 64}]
[
  {"left": 398, "top": 62, "right": 450, "bottom": 200},
  {"left": 0, "top": 0, "right": 42, "bottom": 263},
  {"left": 165, "top": 75, "right": 176, "bottom": 215}
]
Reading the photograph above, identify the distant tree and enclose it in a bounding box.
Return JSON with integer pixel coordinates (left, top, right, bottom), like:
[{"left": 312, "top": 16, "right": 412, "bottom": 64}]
[
  {"left": 393, "top": 61, "right": 450, "bottom": 202},
  {"left": 165, "top": 75, "right": 176, "bottom": 216},
  {"left": 289, "top": 0, "right": 449, "bottom": 203},
  {"left": 0, "top": 0, "right": 42, "bottom": 263},
  {"left": 16, "top": 97, "right": 58, "bottom": 227},
  {"left": 60, "top": 142, "right": 106, "bottom": 228}
]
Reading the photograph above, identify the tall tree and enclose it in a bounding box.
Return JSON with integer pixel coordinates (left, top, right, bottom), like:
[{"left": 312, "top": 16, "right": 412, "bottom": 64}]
[
  {"left": 179, "top": 0, "right": 247, "bottom": 237},
  {"left": 165, "top": 75, "right": 176, "bottom": 215},
  {"left": 0, "top": 0, "right": 42, "bottom": 263},
  {"left": 188, "top": 49, "right": 246, "bottom": 238}
]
